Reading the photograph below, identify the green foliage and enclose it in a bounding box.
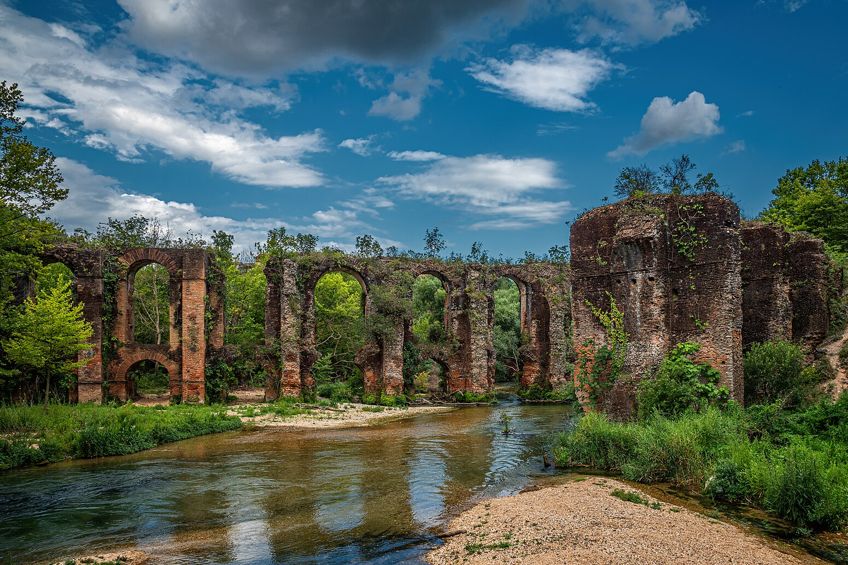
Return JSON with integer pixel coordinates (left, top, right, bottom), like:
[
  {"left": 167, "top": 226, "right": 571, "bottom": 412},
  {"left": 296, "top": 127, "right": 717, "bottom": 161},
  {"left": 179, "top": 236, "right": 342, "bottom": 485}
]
[
  {"left": 423, "top": 227, "right": 445, "bottom": 257},
  {"left": 493, "top": 277, "right": 522, "bottom": 383},
  {"left": 614, "top": 164, "right": 658, "bottom": 199},
  {"left": 760, "top": 157, "right": 848, "bottom": 255},
  {"left": 354, "top": 234, "right": 383, "bottom": 258},
  {"left": 555, "top": 396, "right": 848, "bottom": 532},
  {"left": 132, "top": 263, "right": 169, "bottom": 345},
  {"left": 3, "top": 280, "right": 93, "bottom": 403},
  {"left": 499, "top": 412, "right": 513, "bottom": 434},
  {"left": 411, "top": 274, "right": 446, "bottom": 344},
  {"left": 316, "top": 381, "right": 354, "bottom": 403},
  {"left": 576, "top": 293, "right": 627, "bottom": 408},
  {"left": 518, "top": 383, "right": 577, "bottom": 402},
  {"left": 0, "top": 403, "right": 241, "bottom": 470},
  {"left": 130, "top": 361, "right": 169, "bottom": 395},
  {"left": 451, "top": 390, "right": 495, "bottom": 403},
  {"left": 637, "top": 342, "right": 729, "bottom": 419},
  {"left": 744, "top": 340, "right": 822, "bottom": 407},
  {"left": 204, "top": 349, "right": 238, "bottom": 404},
  {"left": 314, "top": 271, "right": 365, "bottom": 382},
  {"left": 610, "top": 488, "right": 653, "bottom": 507}
]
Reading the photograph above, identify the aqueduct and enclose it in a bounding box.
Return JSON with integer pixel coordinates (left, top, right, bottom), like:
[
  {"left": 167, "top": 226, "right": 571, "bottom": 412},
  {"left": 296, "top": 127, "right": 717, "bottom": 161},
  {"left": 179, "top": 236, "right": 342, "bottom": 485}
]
[{"left": 46, "top": 194, "right": 842, "bottom": 415}]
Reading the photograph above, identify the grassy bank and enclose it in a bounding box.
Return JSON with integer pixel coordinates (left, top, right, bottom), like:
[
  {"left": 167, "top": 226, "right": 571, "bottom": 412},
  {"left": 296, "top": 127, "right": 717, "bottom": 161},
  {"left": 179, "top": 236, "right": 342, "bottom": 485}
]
[
  {"left": 552, "top": 396, "right": 848, "bottom": 532},
  {"left": 0, "top": 403, "right": 242, "bottom": 471}
]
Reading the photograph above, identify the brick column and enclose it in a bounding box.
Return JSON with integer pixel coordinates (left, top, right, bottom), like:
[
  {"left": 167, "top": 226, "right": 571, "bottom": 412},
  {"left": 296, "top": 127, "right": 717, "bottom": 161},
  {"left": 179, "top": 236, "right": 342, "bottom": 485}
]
[
  {"left": 181, "top": 251, "right": 206, "bottom": 403},
  {"left": 381, "top": 319, "right": 405, "bottom": 396},
  {"left": 466, "top": 268, "right": 493, "bottom": 393},
  {"left": 75, "top": 276, "right": 104, "bottom": 402},
  {"left": 279, "top": 260, "right": 303, "bottom": 397}
]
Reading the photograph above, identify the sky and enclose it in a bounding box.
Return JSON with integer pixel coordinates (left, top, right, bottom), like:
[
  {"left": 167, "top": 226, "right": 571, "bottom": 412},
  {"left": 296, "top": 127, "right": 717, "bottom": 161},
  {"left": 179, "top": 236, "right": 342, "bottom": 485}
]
[{"left": 3, "top": 0, "right": 847, "bottom": 257}]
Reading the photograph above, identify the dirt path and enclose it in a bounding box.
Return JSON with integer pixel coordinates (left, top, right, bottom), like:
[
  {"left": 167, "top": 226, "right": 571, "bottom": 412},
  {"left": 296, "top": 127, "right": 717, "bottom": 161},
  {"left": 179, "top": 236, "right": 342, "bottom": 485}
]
[
  {"left": 427, "top": 477, "right": 823, "bottom": 565},
  {"left": 822, "top": 325, "right": 848, "bottom": 398}
]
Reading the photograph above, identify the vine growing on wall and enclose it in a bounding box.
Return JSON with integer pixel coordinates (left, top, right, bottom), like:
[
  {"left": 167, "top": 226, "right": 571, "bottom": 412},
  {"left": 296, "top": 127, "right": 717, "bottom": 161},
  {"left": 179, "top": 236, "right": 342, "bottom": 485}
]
[
  {"left": 575, "top": 292, "right": 628, "bottom": 409},
  {"left": 670, "top": 200, "right": 708, "bottom": 262}
]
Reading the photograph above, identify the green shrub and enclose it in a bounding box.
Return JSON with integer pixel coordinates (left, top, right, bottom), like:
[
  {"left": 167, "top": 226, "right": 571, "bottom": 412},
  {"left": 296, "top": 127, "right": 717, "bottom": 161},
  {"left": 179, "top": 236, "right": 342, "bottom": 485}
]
[
  {"left": 316, "top": 381, "right": 353, "bottom": 403},
  {"left": 0, "top": 403, "right": 241, "bottom": 471},
  {"left": 378, "top": 393, "right": 407, "bottom": 407},
  {"left": 518, "top": 383, "right": 577, "bottom": 402},
  {"left": 553, "top": 411, "right": 638, "bottom": 472},
  {"left": 637, "top": 342, "right": 728, "bottom": 419},
  {"left": 743, "top": 340, "right": 820, "bottom": 407}
]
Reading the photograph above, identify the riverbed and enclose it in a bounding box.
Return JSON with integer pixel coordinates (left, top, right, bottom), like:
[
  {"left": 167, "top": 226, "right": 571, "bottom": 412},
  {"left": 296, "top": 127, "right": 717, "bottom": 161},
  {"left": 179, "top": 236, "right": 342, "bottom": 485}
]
[{"left": 0, "top": 402, "right": 572, "bottom": 564}]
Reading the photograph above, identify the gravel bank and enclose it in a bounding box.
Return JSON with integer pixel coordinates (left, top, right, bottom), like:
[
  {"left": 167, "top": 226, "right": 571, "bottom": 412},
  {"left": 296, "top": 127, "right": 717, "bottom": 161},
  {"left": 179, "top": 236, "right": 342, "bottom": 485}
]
[
  {"left": 427, "top": 477, "right": 822, "bottom": 565},
  {"left": 231, "top": 402, "right": 455, "bottom": 429}
]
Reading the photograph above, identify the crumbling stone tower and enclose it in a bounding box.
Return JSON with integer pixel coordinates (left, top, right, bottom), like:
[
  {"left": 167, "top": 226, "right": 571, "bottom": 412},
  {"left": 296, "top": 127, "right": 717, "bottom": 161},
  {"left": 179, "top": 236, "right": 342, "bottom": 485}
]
[{"left": 570, "top": 194, "right": 744, "bottom": 416}]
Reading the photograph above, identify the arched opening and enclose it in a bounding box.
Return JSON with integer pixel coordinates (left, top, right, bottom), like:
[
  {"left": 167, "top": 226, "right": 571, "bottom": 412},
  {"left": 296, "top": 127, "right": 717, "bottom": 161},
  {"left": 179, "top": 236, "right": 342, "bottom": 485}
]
[
  {"left": 412, "top": 273, "right": 448, "bottom": 344},
  {"left": 223, "top": 259, "right": 268, "bottom": 400},
  {"left": 313, "top": 270, "right": 366, "bottom": 401},
  {"left": 130, "top": 262, "right": 171, "bottom": 345},
  {"left": 493, "top": 277, "right": 523, "bottom": 389},
  {"left": 126, "top": 359, "right": 171, "bottom": 404},
  {"left": 410, "top": 358, "right": 448, "bottom": 395}
]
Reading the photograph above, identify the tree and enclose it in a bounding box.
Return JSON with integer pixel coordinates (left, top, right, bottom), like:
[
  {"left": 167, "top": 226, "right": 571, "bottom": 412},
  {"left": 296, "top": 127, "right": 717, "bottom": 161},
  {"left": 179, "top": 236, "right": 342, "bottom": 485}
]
[
  {"left": 493, "top": 278, "right": 522, "bottom": 382},
  {"left": 547, "top": 244, "right": 570, "bottom": 263},
  {"left": 355, "top": 234, "right": 383, "bottom": 258},
  {"left": 760, "top": 157, "right": 848, "bottom": 256},
  {"left": 660, "top": 154, "right": 696, "bottom": 195},
  {"left": 412, "top": 275, "right": 446, "bottom": 343},
  {"left": 257, "top": 227, "right": 319, "bottom": 256},
  {"left": 3, "top": 280, "right": 92, "bottom": 404},
  {"left": 0, "top": 82, "right": 65, "bottom": 220},
  {"left": 468, "top": 241, "right": 488, "bottom": 263},
  {"left": 314, "top": 272, "right": 366, "bottom": 381},
  {"left": 614, "top": 165, "right": 658, "bottom": 199},
  {"left": 424, "top": 227, "right": 445, "bottom": 257},
  {"left": 132, "top": 264, "right": 169, "bottom": 344}
]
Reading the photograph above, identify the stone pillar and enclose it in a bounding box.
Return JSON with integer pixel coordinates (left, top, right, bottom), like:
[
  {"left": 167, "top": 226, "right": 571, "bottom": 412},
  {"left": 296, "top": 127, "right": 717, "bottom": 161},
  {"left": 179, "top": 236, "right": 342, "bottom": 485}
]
[
  {"left": 263, "top": 270, "right": 282, "bottom": 400},
  {"left": 75, "top": 275, "right": 104, "bottom": 403},
  {"left": 741, "top": 223, "right": 793, "bottom": 347},
  {"left": 381, "top": 319, "right": 405, "bottom": 396},
  {"left": 466, "top": 268, "right": 493, "bottom": 392},
  {"left": 788, "top": 234, "right": 831, "bottom": 355},
  {"left": 181, "top": 250, "right": 206, "bottom": 403},
  {"left": 279, "top": 260, "right": 303, "bottom": 398}
]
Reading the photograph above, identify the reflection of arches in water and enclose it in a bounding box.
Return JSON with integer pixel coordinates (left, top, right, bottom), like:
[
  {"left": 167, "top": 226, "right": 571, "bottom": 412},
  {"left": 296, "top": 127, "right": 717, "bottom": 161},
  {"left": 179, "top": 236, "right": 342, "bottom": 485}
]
[
  {"left": 314, "top": 451, "right": 364, "bottom": 533},
  {"left": 407, "top": 437, "right": 447, "bottom": 527}
]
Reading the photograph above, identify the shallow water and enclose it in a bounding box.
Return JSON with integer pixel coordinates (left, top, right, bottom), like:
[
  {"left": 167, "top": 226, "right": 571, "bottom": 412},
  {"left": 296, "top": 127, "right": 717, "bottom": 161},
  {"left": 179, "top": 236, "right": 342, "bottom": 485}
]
[{"left": 0, "top": 402, "right": 575, "bottom": 564}]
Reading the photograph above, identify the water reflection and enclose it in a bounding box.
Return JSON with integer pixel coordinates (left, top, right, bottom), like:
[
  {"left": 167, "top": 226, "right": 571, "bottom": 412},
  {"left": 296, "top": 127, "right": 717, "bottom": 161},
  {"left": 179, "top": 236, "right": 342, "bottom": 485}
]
[{"left": 0, "top": 403, "right": 573, "bottom": 564}]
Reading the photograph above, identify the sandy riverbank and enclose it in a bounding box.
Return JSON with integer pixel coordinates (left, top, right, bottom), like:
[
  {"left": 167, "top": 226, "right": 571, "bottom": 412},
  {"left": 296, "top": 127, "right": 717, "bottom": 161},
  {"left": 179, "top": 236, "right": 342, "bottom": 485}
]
[
  {"left": 230, "top": 402, "right": 456, "bottom": 429},
  {"left": 427, "top": 476, "right": 823, "bottom": 565}
]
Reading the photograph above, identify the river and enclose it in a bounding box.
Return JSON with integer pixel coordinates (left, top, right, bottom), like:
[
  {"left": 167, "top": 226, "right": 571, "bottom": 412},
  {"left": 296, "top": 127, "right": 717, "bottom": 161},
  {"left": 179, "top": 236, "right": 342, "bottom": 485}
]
[{"left": 0, "top": 403, "right": 575, "bottom": 564}]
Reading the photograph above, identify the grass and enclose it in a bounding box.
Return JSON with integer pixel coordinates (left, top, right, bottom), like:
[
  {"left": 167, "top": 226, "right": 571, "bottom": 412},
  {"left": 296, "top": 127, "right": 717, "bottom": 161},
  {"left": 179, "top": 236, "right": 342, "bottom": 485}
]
[
  {"left": 610, "top": 488, "right": 649, "bottom": 505},
  {"left": 553, "top": 398, "right": 848, "bottom": 532},
  {"left": 0, "top": 402, "right": 242, "bottom": 471}
]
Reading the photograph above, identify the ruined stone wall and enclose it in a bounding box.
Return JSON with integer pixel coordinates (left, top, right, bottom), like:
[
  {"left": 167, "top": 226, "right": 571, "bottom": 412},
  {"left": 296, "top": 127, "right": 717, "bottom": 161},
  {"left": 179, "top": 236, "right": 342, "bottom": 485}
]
[
  {"left": 740, "top": 223, "right": 832, "bottom": 357},
  {"left": 44, "top": 245, "right": 221, "bottom": 404},
  {"left": 570, "top": 194, "right": 743, "bottom": 416},
  {"left": 263, "top": 255, "right": 572, "bottom": 399}
]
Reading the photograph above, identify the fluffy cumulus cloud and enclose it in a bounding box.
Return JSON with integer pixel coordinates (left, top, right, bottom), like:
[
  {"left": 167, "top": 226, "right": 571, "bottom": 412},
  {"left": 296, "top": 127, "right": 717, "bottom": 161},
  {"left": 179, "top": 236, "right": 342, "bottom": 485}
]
[
  {"left": 368, "top": 68, "right": 440, "bottom": 121},
  {"left": 467, "top": 46, "right": 615, "bottom": 112},
  {"left": 50, "top": 158, "right": 399, "bottom": 252},
  {"left": 378, "top": 154, "right": 571, "bottom": 229},
  {"left": 0, "top": 5, "right": 324, "bottom": 187},
  {"left": 608, "top": 91, "right": 721, "bottom": 158},
  {"left": 568, "top": 0, "right": 701, "bottom": 46}
]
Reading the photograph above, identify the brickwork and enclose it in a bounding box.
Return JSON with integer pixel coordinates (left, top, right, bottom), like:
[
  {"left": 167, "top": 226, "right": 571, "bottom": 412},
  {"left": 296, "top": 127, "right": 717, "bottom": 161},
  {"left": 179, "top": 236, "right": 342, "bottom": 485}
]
[{"left": 263, "top": 256, "right": 572, "bottom": 399}]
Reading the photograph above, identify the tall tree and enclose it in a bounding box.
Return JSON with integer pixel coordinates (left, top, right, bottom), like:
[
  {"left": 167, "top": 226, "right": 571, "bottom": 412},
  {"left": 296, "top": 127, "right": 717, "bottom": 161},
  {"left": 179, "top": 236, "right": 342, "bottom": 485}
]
[
  {"left": 3, "top": 280, "right": 92, "bottom": 404},
  {"left": 760, "top": 157, "right": 848, "bottom": 256},
  {"left": 614, "top": 165, "right": 658, "bottom": 199},
  {"left": 424, "top": 227, "right": 445, "bottom": 257}
]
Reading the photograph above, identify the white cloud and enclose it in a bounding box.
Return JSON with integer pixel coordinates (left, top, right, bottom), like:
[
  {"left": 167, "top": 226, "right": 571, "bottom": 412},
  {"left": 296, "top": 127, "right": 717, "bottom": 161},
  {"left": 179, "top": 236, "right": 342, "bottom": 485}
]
[
  {"left": 387, "top": 150, "right": 446, "bottom": 162},
  {"left": 0, "top": 5, "right": 324, "bottom": 188},
  {"left": 378, "top": 154, "right": 571, "bottom": 229},
  {"left": 368, "top": 68, "right": 439, "bottom": 121},
  {"left": 571, "top": 0, "right": 701, "bottom": 46},
  {"left": 723, "top": 140, "right": 746, "bottom": 154},
  {"left": 467, "top": 46, "right": 615, "bottom": 112},
  {"left": 608, "top": 91, "right": 721, "bottom": 158},
  {"left": 49, "top": 158, "right": 398, "bottom": 252},
  {"left": 339, "top": 136, "right": 376, "bottom": 157}
]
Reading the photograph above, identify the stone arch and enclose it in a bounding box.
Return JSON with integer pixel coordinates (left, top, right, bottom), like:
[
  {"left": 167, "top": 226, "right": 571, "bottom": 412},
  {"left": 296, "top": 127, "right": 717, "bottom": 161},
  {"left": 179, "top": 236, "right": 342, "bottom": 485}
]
[
  {"left": 117, "top": 248, "right": 180, "bottom": 278},
  {"left": 110, "top": 348, "right": 180, "bottom": 401},
  {"left": 114, "top": 249, "right": 179, "bottom": 348}
]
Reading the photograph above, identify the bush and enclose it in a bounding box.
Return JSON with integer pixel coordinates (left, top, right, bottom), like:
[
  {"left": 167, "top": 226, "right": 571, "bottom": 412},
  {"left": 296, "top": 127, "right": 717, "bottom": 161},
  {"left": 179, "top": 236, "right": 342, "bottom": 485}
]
[
  {"left": 553, "top": 411, "right": 638, "bottom": 472},
  {"left": 518, "top": 383, "right": 577, "bottom": 402},
  {"left": 316, "top": 381, "right": 353, "bottom": 403},
  {"left": 744, "top": 340, "right": 820, "bottom": 407},
  {"left": 637, "top": 342, "right": 728, "bottom": 419},
  {"left": 0, "top": 403, "right": 241, "bottom": 470}
]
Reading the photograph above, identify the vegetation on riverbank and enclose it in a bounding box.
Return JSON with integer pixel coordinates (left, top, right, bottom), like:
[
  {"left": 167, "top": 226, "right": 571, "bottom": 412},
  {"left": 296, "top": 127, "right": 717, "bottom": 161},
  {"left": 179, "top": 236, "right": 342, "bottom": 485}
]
[
  {"left": 0, "top": 403, "right": 241, "bottom": 471},
  {"left": 554, "top": 339, "right": 848, "bottom": 532}
]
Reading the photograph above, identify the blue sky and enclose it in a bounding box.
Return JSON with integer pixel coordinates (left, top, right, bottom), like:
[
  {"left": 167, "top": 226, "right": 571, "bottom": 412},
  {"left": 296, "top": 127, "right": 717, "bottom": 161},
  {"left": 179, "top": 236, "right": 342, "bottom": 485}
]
[{"left": 4, "top": 0, "right": 847, "bottom": 256}]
